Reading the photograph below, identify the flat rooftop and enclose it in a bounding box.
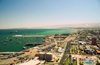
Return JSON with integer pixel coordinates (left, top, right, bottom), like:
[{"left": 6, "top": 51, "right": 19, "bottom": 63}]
[{"left": 86, "top": 45, "right": 99, "bottom": 50}]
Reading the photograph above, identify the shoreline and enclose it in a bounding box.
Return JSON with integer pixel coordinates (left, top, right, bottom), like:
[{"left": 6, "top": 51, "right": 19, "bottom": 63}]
[
  {"left": 0, "top": 33, "right": 75, "bottom": 53},
  {"left": 0, "top": 32, "right": 77, "bottom": 65},
  {"left": 0, "top": 29, "right": 77, "bottom": 52}
]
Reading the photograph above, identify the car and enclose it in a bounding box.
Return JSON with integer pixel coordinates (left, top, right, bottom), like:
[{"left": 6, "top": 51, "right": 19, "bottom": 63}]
[{"left": 69, "top": 54, "right": 71, "bottom": 57}]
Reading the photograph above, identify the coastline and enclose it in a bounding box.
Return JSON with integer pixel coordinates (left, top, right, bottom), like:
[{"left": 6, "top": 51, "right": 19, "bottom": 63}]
[
  {"left": 0, "top": 29, "right": 76, "bottom": 52},
  {"left": 0, "top": 31, "right": 78, "bottom": 65},
  {"left": 0, "top": 32, "right": 77, "bottom": 53}
]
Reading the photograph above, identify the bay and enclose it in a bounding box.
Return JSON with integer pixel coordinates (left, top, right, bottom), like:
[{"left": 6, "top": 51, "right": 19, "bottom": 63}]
[{"left": 0, "top": 29, "right": 76, "bottom": 52}]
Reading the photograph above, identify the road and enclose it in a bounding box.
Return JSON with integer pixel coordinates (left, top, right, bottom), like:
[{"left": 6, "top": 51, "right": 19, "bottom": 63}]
[
  {"left": 68, "top": 41, "right": 72, "bottom": 65},
  {"left": 59, "top": 41, "right": 68, "bottom": 65},
  {"left": 58, "top": 35, "right": 77, "bottom": 65},
  {"left": 68, "top": 37, "right": 77, "bottom": 65},
  {"left": 58, "top": 41, "right": 72, "bottom": 65}
]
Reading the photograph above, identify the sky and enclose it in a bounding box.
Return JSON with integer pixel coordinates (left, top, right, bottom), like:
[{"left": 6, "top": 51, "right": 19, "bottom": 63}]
[{"left": 0, "top": 0, "right": 100, "bottom": 28}]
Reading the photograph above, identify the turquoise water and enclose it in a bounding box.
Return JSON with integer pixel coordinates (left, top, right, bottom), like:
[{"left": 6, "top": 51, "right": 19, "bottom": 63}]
[
  {"left": 0, "top": 29, "right": 76, "bottom": 52},
  {"left": 83, "top": 60, "right": 94, "bottom": 64}
]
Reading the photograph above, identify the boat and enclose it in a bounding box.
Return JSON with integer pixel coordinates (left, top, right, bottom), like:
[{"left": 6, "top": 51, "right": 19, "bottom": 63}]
[
  {"left": 10, "top": 31, "right": 17, "bottom": 33},
  {"left": 17, "top": 41, "right": 18, "bottom": 43},
  {"left": 9, "top": 39, "right": 12, "bottom": 41},
  {"left": 4, "top": 40, "right": 7, "bottom": 42},
  {"left": 6, "top": 37, "right": 8, "bottom": 39},
  {"left": 23, "top": 47, "right": 26, "bottom": 49},
  {"left": 15, "top": 31, "right": 17, "bottom": 32},
  {"left": 10, "top": 32, "right": 15, "bottom": 33}
]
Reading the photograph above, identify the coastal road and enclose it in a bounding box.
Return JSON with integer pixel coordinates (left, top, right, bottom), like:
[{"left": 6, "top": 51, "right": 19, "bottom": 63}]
[
  {"left": 59, "top": 41, "right": 69, "bottom": 65},
  {"left": 59, "top": 41, "right": 72, "bottom": 65},
  {"left": 58, "top": 35, "right": 77, "bottom": 65},
  {"left": 60, "top": 37, "right": 76, "bottom": 65},
  {"left": 68, "top": 37, "right": 77, "bottom": 65},
  {"left": 68, "top": 41, "right": 72, "bottom": 65}
]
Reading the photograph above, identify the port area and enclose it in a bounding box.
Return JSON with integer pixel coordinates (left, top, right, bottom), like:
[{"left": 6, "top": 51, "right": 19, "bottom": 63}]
[
  {"left": 12, "top": 35, "right": 46, "bottom": 37},
  {"left": 0, "top": 33, "right": 71, "bottom": 65},
  {"left": 0, "top": 47, "right": 39, "bottom": 65}
]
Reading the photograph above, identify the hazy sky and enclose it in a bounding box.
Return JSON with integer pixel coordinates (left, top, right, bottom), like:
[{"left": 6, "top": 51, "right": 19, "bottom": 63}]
[{"left": 0, "top": 0, "right": 100, "bottom": 28}]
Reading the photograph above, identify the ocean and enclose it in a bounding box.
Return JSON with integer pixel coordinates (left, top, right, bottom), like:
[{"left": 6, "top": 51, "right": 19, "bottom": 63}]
[{"left": 0, "top": 29, "right": 76, "bottom": 52}]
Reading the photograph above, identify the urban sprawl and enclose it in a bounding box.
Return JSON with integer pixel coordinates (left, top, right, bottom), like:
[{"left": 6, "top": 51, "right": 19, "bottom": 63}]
[{"left": 1, "top": 28, "right": 100, "bottom": 65}]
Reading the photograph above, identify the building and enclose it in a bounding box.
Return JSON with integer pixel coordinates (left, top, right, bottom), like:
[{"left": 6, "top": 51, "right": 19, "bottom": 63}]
[
  {"left": 39, "top": 52, "right": 52, "bottom": 61},
  {"left": 58, "top": 47, "right": 64, "bottom": 53},
  {"left": 92, "top": 37, "right": 97, "bottom": 45},
  {"left": 85, "top": 45, "right": 99, "bottom": 54},
  {"left": 45, "top": 53, "right": 52, "bottom": 61},
  {"left": 39, "top": 52, "right": 45, "bottom": 60}
]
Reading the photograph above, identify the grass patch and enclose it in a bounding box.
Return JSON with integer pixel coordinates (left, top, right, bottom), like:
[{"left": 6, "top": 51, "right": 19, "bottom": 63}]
[
  {"left": 79, "top": 59, "right": 83, "bottom": 65},
  {"left": 45, "top": 62, "right": 51, "bottom": 64},
  {"left": 55, "top": 59, "right": 59, "bottom": 62},
  {"left": 63, "top": 55, "right": 69, "bottom": 65},
  {"left": 73, "top": 60, "right": 77, "bottom": 65}
]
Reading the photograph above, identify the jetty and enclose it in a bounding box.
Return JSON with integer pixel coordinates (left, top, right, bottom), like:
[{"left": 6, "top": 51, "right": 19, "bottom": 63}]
[
  {"left": 12, "top": 35, "right": 47, "bottom": 37},
  {"left": 25, "top": 43, "right": 42, "bottom": 46}
]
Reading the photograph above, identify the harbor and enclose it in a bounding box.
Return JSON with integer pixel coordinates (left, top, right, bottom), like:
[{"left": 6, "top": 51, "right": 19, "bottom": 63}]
[
  {"left": 0, "top": 29, "right": 75, "bottom": 52},
  {"left": 0, "top": 32, "right": 76, "bottom": 65},
  {"left": 0, "top": 47, "right": 39, "bottom": 65},
  {"left": 0, "top": 31, "right": 71, "bottom": 65},
  {"left": 0, "top": 29, "right": 77, "bottom": 65}
]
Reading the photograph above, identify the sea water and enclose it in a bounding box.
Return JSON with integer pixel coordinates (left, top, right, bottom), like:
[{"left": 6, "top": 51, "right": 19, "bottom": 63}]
[{"left": 0, "top": 29, "right": 76, "bottom": 52}]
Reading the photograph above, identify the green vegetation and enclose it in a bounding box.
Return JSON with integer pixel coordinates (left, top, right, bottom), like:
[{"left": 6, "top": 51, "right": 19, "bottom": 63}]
[
  {"left": 70, "top": 46, "right": 84, "bottom": 54},
  {"left": 53, "top": 47, "right": 55, "bottom": 50},
  {"left": 80, "top": 49, "right": 83, "bottom": 51},
  {"left": 94, "top": 51, "right": 97, "bottom": 55},
  {"left": 70, "top": 49, "right": 73, "bottom": 54},
  {"left": 88, "top": 30, "right": 97, "bottom": 35},
  {"left": 81, "top": 33, "right": 86, "bottom": 36},
  {"left": 70, "top": 46, "right": 78, "bottom": 54},
  {"left": 55, "top": 59, "right": 59, "bottom": 62},
  {"left": 74, "top": 50, "right": 78, "bottom": 54},
  {"left": 73, "top": 60, "right": 77, "bottom": 65},
  {"left": 63, "top": 56, "right": 69, "bottom": 65},
  {"left": 79, "top": 59, "right": 83, "bottom": 65},
  {"left": 58, "top": 56, "right": 60, "bottom": 58},
  {"left": 66, "top": 43, "right": 70, "bottom": 54},
  {"left": 79, "top": 50, "right": 82, "bottom": 54},
  {"left": 45, "top": 62, "right": 51, "bottom": 64},
  {"left": 72, "top": 58, "right": 77, "bottom": 65},
  {"left": 62, "top": 45, "right": 65, "bottom": 48},
  {"left": 96, "top": 60, "right": 100, "bottom": 65}
]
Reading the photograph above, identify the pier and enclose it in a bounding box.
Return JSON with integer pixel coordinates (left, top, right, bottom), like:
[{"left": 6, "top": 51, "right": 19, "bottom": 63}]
[{"left": 12, "top": 35, "right": 47, "bottom": 37}]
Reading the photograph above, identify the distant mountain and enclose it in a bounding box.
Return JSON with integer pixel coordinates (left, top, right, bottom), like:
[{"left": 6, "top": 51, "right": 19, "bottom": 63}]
[
  {"left": 1, "top": 23, "right": 100, "bottom": 29},
  {"left": 34, "top": 23, "right": 100, "bottom": 29}
]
